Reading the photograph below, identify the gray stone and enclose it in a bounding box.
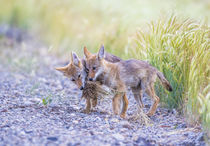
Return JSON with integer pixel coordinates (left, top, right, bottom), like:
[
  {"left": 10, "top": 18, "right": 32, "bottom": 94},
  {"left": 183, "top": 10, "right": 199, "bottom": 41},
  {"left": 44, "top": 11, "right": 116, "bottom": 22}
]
[
  {"left": 112, "top": 133, "right": 125, "bottom": 141},
  {"left": 47, "top": 137, "right": 58, "bottom": 141}
]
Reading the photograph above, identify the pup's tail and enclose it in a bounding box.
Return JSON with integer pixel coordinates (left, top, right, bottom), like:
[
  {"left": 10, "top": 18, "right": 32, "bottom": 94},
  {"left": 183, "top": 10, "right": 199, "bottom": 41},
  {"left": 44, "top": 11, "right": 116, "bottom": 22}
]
[{"left": 157, "top": 71, "right": 173, "bottom": 92}]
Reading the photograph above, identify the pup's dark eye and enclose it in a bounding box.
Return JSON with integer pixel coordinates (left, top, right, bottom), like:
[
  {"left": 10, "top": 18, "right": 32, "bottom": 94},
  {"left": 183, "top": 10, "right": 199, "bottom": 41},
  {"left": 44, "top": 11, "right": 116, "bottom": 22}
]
[
  {"left": 78, "top": 74, "right": 81, "bottom": 78},
  {"left": 71, "top": 79, "right": 75, "bottom": 81},
  {"left": 93, "top": 67, "right": 96, "bottom": 70}
]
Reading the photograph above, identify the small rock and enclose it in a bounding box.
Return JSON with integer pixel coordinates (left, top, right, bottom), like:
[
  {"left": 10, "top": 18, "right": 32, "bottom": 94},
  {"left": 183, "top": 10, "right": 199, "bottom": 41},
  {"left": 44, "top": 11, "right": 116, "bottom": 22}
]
[
  {"left": 119, "top": 120, "right": 130, "bottom": 125},
  {"left": 172, "top": 109, "right": 177, "bottom": 115},
  {"left": 1, "top": 109, "right": 8, "bottom": 112},
  {"left": 196, "top": 133, "right": 204, "bottom": 142},
  {"left": 95, "top": 117, "right": 101, "bottom": 122},
  {"left": 184, "top": 133, "right": 189, "bottom": 137},
  {"left": 72, "top": 120, "right": 78, "bottom": 124},
  {"left": 110, "top": 118, "right": 119, "bottom": 123},
  {"left": 90, "top": 131, "right": 94, "bottom": 135},
  {"left": 112, "top": 133, "right": 124, "bottom": 141},
  {"left": 70, "top": 113, "right": 76, "bottom": 117},
  {"left": 47, "top": 137, "right": 58, "bottom": 141},
  {"left": 122, "top": 124, "right": 132, "bottom": 129},
  {"left": 24, "top": 130, "right": 33, "bottom": 134},
  {"left": 181, "top": 141, "right": 194, "bottom": 145},
  {"left": 19, "top": 130, "right": 25, "bottom": 135},
  {"left": 178, "top": 123, "right": 187, "bottom": 128},
  {"left": 67, "top": 142, "right": 73, "bottom": 146},
  {"left": 70, "top": 130, "right": 77, "bottom": 135},
  {"left": 135, "top": 137, "right": 151, "bottom": 145},
  {"left": 30, "top": 98, "right": 42, "bottom": 103},
  {"left": 120, "top": 120, "right": 132, "bottom": 129}
]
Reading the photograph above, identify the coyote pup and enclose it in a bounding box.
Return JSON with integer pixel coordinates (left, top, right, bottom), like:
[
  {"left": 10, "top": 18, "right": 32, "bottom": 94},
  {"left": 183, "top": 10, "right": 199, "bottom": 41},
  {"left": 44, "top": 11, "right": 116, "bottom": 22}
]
[{"left": 84, "top": 45, "right": 172, "bottom": 117}]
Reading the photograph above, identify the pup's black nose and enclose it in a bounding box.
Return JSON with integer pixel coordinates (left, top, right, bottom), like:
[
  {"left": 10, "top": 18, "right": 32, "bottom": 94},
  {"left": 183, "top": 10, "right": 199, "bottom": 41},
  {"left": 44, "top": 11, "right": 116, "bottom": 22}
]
[
  {"left": 80, "top": 86, "right": 84, "bottom": 90},
  {"left": 89, "top": 78, "right": 93, "bottom": 81}
]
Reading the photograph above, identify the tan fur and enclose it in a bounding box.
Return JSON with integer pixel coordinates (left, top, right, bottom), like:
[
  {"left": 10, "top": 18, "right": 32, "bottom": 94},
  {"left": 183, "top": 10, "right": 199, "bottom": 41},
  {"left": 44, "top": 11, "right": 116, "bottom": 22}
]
[
  {"left": 84, "top": 46, "right": 172, "bottom": 117},
  {"left": 56, "top": 49, "right": 122, "bottom": 113},
  {"left": 55, "top": 61, "right": 83, "bottom": 89}
]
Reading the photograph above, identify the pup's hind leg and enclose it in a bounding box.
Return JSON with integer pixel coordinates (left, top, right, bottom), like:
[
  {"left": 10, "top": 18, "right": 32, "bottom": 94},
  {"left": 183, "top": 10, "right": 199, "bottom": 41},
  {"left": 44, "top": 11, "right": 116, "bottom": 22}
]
[
  {"left": 139, "top": 89, "right": 144, "bottom": 108},
  {"left": 120, "top": 93, "right": 128, "bottom": 118},
  {"left": 131, "top": 87, "right": 144, "bottom": 109},
  {"left": 145, "top": 84, "right": 160, "bottom": 116}
]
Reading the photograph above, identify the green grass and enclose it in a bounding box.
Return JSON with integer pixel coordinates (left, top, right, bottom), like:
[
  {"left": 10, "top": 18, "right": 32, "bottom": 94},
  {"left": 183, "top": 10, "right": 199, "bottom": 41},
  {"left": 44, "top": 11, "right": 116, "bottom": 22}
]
[{"left": 133, "top": 15, "right": 209, "bottom": 134}]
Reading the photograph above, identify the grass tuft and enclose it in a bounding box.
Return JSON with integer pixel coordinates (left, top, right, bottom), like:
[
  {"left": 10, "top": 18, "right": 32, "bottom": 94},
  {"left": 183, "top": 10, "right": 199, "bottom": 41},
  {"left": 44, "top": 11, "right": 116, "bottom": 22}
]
[{"left": 133, "top": 15, "right": 210, "bottom": 133}]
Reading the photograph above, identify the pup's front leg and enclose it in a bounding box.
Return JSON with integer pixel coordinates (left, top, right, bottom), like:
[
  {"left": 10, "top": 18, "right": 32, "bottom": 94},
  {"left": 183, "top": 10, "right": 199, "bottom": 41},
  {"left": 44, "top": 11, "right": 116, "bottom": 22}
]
[
  {"left": 112, "top": 93, "right": 121, "bottom": 115},
  {"left": 91, "top": 98, "right": 97, "bottom": 108},
  {"left": 84, "top": 98, "right": 91, "bottom": 114}
]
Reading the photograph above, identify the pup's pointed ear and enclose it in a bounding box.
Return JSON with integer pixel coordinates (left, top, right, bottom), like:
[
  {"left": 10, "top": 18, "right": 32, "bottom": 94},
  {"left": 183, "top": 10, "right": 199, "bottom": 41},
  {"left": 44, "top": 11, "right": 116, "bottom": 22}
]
[
  {"left": 70, "top": 52, "right": 73, "bottom": 63},
  {"left": 72, "top": 52, "right": 81, "bottom": 67},
  {"left": 81, "top": 59, "right": 86, "bottom": 68},
  {"left": 55, "top": 66, "right": 68, "bottom": 73},
  {"left": 98, "top": 44, "right": 105, "bottom": 60},
  {"left": 84, "top": 46, "right": 91, "bottom": 58}
]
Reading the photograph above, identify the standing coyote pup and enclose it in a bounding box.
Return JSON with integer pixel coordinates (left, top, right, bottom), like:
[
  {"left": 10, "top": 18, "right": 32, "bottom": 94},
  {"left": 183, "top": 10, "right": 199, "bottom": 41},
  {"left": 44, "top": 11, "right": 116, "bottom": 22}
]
[
  {"left": 84, "top": 45, "right": 172, "bottom": 117},
  {"left": 56, "top": 50, "right": 121, "bottom": 113}
]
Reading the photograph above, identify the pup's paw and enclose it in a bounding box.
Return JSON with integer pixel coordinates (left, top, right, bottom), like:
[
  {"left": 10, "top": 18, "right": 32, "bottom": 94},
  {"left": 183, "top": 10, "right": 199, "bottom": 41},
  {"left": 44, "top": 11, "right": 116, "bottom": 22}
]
[
  {"left": 82, "top": 109, "right": 90, "bottom": 114},
  {"left": 146, "top": 112, "right": 153, "bottom": 117},
  {"left": 120, "top": 113, "right": 126, "bottom": 119}
]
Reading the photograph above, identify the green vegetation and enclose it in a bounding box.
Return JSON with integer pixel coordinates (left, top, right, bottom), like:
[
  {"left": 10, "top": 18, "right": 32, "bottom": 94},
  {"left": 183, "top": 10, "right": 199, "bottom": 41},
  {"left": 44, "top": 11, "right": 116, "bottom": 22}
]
[
  {"left": 133, "top": 16, "right": 209, "bottom": 133},
  {"left": 0, "top": 0, "right": 209, "bottom": 135},
  {"left": 42, "top": 94, "right": 53, "bottom": 106}
]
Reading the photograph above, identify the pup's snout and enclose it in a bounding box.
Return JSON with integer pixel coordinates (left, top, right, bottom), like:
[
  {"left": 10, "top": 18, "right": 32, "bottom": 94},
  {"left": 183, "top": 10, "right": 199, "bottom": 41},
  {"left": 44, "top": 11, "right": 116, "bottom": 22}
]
[
  {"left": 89, "top": 78, "right": 93, "bottom": 81},
  {"left": 80, "top": 86, "right": 84, "bottom": 90}
]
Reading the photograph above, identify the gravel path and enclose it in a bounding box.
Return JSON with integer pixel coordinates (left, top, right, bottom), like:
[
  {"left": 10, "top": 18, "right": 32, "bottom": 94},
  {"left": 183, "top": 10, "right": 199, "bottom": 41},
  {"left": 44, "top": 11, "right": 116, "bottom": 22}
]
[{"left": 0, "top": 27, "right": 206, "bottom": 146}]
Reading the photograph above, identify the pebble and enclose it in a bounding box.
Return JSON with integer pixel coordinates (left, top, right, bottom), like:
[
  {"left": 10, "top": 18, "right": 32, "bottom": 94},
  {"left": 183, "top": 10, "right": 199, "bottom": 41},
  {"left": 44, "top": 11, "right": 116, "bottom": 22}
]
[
  {"left": 47, "top": 137, "right": 58, "bottom": 141},
  {"left": 110, "top": 118, "right": 119, "bottom": 123},
  {"left": 196, "top": 133, "right": 204, "bottom": 142},
  {"left": 112, "top": 133, "right": 125, "bottom": 141},
  {"left": 135, "top": 137, "right": 150, "bottom": 145}
]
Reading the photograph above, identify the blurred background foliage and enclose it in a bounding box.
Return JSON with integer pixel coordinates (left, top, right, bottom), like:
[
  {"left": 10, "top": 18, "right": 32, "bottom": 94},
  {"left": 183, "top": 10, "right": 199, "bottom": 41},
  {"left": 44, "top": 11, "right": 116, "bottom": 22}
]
[
  {"left": 0, "top": 0, "right": 209, "bottom": 134},
  {"left": 0, "top": 0, "right": 209, "bottom": 56}
]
